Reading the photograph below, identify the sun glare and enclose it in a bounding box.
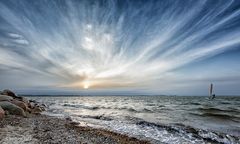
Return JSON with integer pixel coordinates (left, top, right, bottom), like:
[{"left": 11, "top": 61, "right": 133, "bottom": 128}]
[
  {"left": 83, "top": 81, "right": 90, "bottom": 89},
  {"left": 84, "top": 84, "right": 89, "bottom": 89}
]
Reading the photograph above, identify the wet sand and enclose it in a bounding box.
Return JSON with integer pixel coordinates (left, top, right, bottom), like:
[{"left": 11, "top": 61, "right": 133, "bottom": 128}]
[{"left": 0, "top": 114, "right": 150, "bottom": 144}]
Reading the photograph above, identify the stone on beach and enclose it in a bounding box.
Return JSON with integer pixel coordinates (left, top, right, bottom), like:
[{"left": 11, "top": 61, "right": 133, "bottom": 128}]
[
  {"left": 31, "top": 106, "right": 43, "bottom": 114},
  {"left": 0, "top": 95, "right": 13, "bottom": 101},
  {"left": 10, "top": 99, "right": 31, "bottom": 113},
  {"left": 0, "top": 106, "right": 5, "bottom": 119},
  {"left": 0, "top": 89, "right": 47, "bottom": 117},
  {"left": 20, "top": 96, "right": 29, "bottom": 104},
  {"left": 0, "top": 101, "right": 26, "bottom": 117},
  {"left": 1, "top": 89, "right": 18, "bottom": 98},
  {"left": 29, "top": 102, "right": 35, "bottom": 109}
]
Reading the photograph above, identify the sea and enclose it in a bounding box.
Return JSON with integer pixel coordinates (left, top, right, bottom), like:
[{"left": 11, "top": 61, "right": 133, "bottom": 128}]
[{"left": 29, "top": 96, "right": 240, "bottom": 144}]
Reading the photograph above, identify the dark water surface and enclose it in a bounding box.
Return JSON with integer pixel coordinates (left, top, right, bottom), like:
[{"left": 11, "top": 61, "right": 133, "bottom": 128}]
[{"left": 30, "top": 96, "right": 240, "bottom": 144}]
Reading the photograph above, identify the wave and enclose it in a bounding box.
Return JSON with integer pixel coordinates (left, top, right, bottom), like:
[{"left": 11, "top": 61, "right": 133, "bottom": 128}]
[
  {"left": 115, "top": 107, "right": 154, "bottom": 113},
  {"left": 220, "top": 102, "right": 231, "bottom": 104},
  {"left": 124, "top": 116, "right": 144, "bottom": 122},
  {"left": 136, "top": 120, "right": 240, "bottom": 144},
  {"left": 198, "top": 107, "right": 228, "bottom": 112},
  {"left": 100, "top": 106, "right": 154, "bottom": 113},
  {"left": 63, "top": 104, "right": 99, "bottom": 110},
  {"left": 143, "top": 108, "right": 153, "bottom": 113},
  {"left": 136, "top": 121, "right": 180, "bottom": 134},
  {"left": 201, "top": 113, "right": 239, "bottom": 120},
  {"left": 189, "top": 102, "right": 201, "bottom": 105},
  {"left": 62, "top": 103, "right": 154, "bottom": 113},
  {"left": 118, "top": 107, "right": 138, "bottom": 112},
  {"left": 47, "top": 108, "right": 64, "bottom": 115},
  {"left": 158, "top": 105, "right": 165, "bottom": 107},
  {"left": 191, "top": 112, "right": 240, "bottom": 122},
  {"left": 196, "top": 107, "right": 240, "bottom": 114},
  {"left": 146, "top": 103, "right": 157, "bottom": 106},
  {"left": 78, "top": 115, "right": 113, "bottom": 121},
  {"left": 181, "top": 102, "right": 201, "bottom": 105},
  {"left": 98, "top": 106, "right": 139, "bottom": 112}
]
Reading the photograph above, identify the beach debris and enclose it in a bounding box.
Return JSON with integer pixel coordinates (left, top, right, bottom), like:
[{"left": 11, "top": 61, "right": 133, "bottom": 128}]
[
  {"left": 0, "top": 106, "right": 5, "bottom": 119},
  {"left": 0, "top": 101, "right": 26, "bottom": 117}
]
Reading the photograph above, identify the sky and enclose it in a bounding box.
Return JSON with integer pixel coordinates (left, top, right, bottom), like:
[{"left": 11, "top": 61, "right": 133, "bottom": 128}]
[{"left": 0, "top": 0, "right": 240, "bottom": 95}]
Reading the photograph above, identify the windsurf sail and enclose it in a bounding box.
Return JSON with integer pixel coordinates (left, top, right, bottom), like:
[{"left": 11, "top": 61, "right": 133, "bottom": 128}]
[
  {"left": 209, "top": 83, "right": 215, "bottom": 99},
  {"left": 209, "top": 83, "right": 213, "bottom": 97}
]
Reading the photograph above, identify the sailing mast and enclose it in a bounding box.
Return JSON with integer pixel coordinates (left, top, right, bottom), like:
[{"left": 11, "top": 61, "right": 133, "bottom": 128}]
[
  {"left": 209, "top": 83, "right": 213, "bottom": 97},
  {"left": 209, "top": 83, "right": 215, "bottom": 99}
]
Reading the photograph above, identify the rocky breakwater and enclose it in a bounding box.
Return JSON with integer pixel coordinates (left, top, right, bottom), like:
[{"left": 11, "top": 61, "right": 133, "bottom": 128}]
[{"left": 0, "top": 89, "right": 45, "bottom": 119}]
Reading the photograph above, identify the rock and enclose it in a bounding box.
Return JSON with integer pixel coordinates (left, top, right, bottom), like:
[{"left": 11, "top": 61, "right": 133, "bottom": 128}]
[
  {"left": 4, "top": 110, "right": 9, "bottom": 115},
  {"left": 0, "top": 101, "right": 26, "bottom": 117},
  {"left": 0, "top": 95, "right": 13, "bottom": 101},
  {"left": 10, "top": 99, "right": 31, "bottom": 113},
  {"left": 31, "top": 106, "right": 42, "bottom": 114},
  {"left": 14, "top": 96, "right": 29, "bottom": 103},
  {"left": 1, "top": 89, "right": 18, "bottom": 98},
  {"left": 29, "top": 99, "right": 37, "bottom": 103},
  {"left": 41, "top": 103, "right": 47, "bottom": 107},
  {"left": 69, "top": 121, "right": 80, "bottom": 125},
  {"left": 39, "top": 105, "right": 46, "bottom": 111},
  {"left": 29, "top": 102, "right": 35, "bottom": 109},
  {"left": 20, "top": 96, "right": 29, "bottom": 104},
  {"left": 0, "top": 106, "right": 5, "bottom": 119},
  {"left": 65, "top": 116, "right": 72, "bottom": 121}
]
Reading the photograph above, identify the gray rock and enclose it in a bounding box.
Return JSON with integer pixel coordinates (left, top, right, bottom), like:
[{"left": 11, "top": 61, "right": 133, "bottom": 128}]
[
  {"left": 31, "top": 106, "right": 42, "bottom": 114},
  {"left": 10, "top": 99, "right": 31, "bottom": 112},
  {"left": 1, "top": 89, "right": 18, "bottom": 98},
  {"left": 0, "top": 101, "right": 26, "bottom": 117},
  {"left": 20, "top": 96, "right": 29, "bottom": 104},
  {"left": 0, "top": 95, "right": 13, "bottom": 101},
  {"left": 0, "top": 106, "right": 4, "bottom": 119}
]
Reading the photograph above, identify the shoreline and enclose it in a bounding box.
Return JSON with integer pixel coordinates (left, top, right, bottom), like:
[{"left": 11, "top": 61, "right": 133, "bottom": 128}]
[
  {"left": 0, "top": 114, "right": 150, "bottom": 144},
  {"left": 0, "top": 89, "right": 150, "bottom": 143},
  {"left": 1, "top": 90, "right": 239, "bottom": 143}
]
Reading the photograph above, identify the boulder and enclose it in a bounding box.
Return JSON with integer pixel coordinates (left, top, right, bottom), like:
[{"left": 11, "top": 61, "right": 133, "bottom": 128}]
[
  {"left": 29, "top": 102, "right": 35, "bottom": 109},
  {"left": 1, "top": 89, "right": 18, "bottom": 98},
  {"left": 10, "top": 99, "right": 31, "bottom": 113},
  {"left": 31, "top": 106, "right": 42, "bottom": 114},
  {"left": 29, "top": 99, "right": 37, "bottom": 103},
  {"left": 0, "top": 101, "right": 26, "bottom": 117},
  {"left": 0, "top": 106, "right": 5, "bottom": 119},
  {"left": 0, "top": 95, "right": 13, "bottom": 101},
  {"left": 20, "top": 96, "right": 29, "bottom": 104}
]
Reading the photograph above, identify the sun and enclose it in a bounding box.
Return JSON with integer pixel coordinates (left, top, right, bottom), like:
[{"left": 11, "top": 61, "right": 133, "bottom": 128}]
[
  {"left": 83, "top": 81, "right": 90, "bottom": 89},
  {"left": 84, "top": 84, "right": 89, "bottom": 89}
]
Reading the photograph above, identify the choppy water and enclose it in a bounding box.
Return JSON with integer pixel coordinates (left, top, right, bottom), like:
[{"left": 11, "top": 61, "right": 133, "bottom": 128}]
[{"left": 30, "top": 96, "right": 240, "bottom": 144}]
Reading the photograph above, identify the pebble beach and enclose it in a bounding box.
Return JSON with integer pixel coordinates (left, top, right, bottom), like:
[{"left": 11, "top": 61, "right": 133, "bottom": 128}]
[{"left": 0, "top": 90, "right": 149, "bottom": 144}]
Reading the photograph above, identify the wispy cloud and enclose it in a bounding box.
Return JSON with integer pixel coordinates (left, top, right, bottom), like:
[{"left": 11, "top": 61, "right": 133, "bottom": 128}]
[{"left": 0, "top": 0, "right": 239, "bottom": 94}]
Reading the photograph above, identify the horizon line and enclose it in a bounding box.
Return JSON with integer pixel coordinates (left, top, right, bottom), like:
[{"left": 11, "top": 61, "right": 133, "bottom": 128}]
[{"left": 19, "top": 94, "right": 240, "bottom": 97}]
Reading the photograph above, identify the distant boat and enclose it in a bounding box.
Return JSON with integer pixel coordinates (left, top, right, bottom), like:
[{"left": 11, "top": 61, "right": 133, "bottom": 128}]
[{"left": 209, "top": 83, "right": 216, "bottom": 99}]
